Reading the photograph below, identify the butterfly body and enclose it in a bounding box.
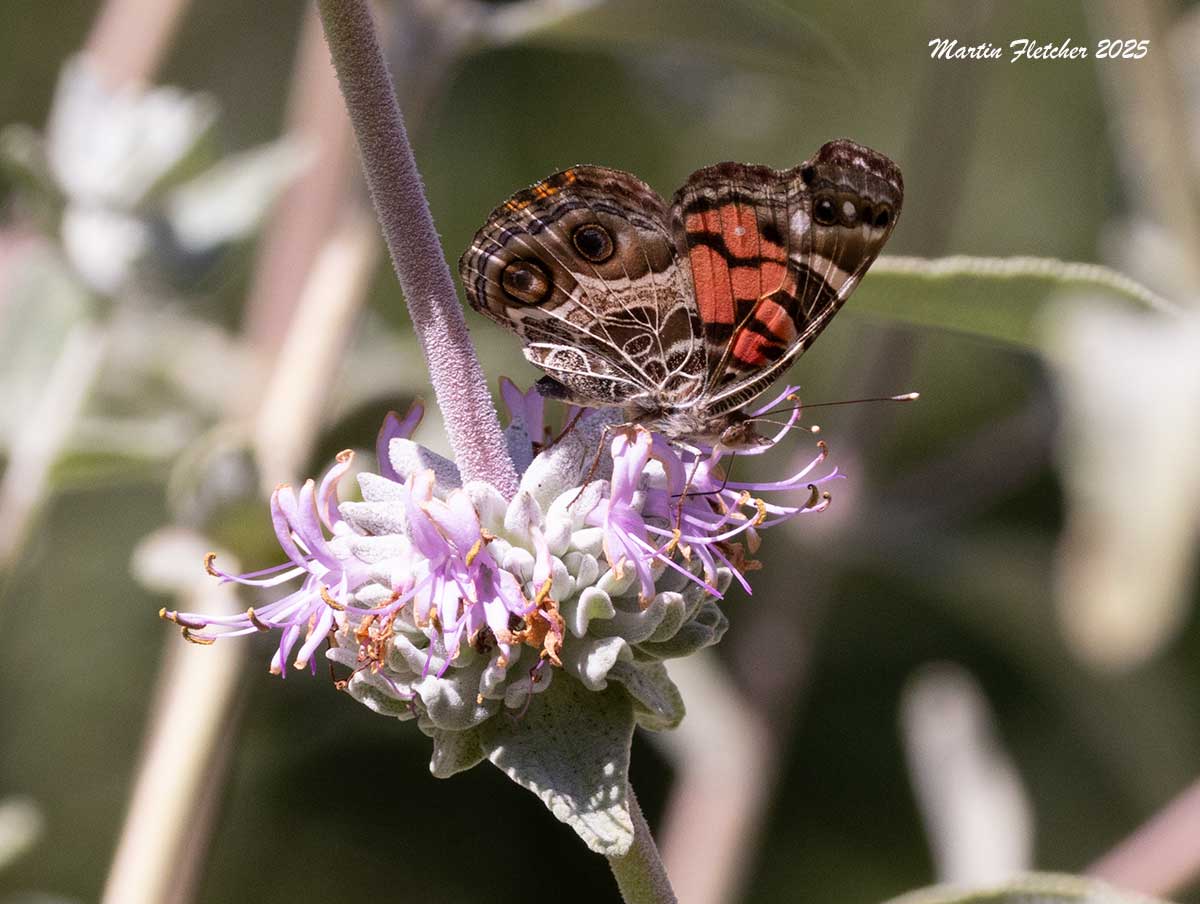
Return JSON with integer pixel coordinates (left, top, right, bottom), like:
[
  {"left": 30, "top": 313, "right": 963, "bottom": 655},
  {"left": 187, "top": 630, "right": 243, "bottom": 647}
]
[{"left": 460, "top": 139, "right": 903, "bottom": 448}]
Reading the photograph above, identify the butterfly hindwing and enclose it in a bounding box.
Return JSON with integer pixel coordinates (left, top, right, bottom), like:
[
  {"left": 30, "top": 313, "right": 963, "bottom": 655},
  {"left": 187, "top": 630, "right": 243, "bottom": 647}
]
[{"left": 459, "top": 166, "right": 707, "bottom": 409}]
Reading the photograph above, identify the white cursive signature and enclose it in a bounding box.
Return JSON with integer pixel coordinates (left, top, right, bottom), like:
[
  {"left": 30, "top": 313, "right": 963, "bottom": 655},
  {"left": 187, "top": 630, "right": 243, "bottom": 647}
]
[{"left": 928, "top": 37, "right": 1149, "bottom": 62}]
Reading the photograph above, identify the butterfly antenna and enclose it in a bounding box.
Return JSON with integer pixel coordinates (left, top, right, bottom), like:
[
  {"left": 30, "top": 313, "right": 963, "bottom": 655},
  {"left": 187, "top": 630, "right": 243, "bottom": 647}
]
[
  {"left": 752, "top": 418, "right": 823, "bottom": 433},
  {"left": 751, "top": 391, "right": 919, "bottom": 423},
  {"left": 676, "top": 451, "right": 737, "bottom": 501}
]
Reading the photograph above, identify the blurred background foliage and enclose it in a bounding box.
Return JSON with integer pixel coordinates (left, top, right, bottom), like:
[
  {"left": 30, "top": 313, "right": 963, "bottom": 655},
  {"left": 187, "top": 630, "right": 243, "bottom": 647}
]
[{"left": 1, "top": 1, "right": 1198, "bottom": 903}]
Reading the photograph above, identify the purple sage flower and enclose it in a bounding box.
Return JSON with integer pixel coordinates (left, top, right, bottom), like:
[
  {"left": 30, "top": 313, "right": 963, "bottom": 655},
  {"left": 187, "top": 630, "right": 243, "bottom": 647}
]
[{"left": 164, "top": 382, "right": 837, "bottom": 853}]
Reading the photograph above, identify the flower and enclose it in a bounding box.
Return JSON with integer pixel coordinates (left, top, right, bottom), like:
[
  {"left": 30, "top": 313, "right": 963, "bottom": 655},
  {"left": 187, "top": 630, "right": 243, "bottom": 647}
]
[
  {"left": 2, "top": 54, "right": 307, "bottom": 297},
  {"left": 163, "top": 383, "right": 838, "bottom": 853}
]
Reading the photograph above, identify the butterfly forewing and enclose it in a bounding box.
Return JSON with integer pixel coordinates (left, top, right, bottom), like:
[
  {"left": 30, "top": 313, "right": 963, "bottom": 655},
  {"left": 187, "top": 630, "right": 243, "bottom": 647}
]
[
  {"left": 671, "top": 163, "right": 795, "bottom": 395},
  {"left": 671, "top": 139, "right": 904, "bottom": 415}
]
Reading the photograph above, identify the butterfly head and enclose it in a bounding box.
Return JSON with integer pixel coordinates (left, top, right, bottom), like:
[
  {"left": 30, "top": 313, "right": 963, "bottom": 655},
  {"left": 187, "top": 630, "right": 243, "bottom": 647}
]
[
  {"left": 642, "top": 406, "right": 772, "bottom": 451},
  {"left": 716, "top": 417, "right": 773, "bottom": 451}
]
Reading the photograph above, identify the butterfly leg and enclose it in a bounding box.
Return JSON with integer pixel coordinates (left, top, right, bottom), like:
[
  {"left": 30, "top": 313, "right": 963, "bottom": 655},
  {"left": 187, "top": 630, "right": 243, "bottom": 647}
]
[
  {"left": 566, "top": 421, "right": 616, "bottom": 510},
  {"left": 661, "top": 446, "right": 707, "bottom": 558},
  {"left": 543, "top": 405, "right": 587, "bottom": 451}
]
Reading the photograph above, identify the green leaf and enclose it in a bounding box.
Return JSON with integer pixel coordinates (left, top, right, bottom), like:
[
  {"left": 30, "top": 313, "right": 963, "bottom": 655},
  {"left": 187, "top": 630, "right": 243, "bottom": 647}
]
[
  {"left": 883, "top": 873, "right": 1175, "bottom": 904},
  {"left": 480, "top": 673, "right": 635, "bottom": 856},
  {"left": 851, "top": 256, "right": 1176, "bottom": 350},
  {"left": 490, "top": 0, "right": 849, "bottom": 81}
]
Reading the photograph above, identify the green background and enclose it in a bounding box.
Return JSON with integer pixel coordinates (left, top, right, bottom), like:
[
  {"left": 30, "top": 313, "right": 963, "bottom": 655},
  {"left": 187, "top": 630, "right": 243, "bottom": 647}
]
[{"left": 1, "top": 1, "right": 1197, "bottom": 902}]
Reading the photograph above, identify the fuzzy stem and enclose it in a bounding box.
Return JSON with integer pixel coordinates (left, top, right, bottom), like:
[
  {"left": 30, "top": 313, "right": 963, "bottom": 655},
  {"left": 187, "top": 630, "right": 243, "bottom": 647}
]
[
  {"left": 608, "top": 788, "right": 678, "bottom": 904},
  {"left": 315, "top": 0, "right": 520, "bottom": 497}
]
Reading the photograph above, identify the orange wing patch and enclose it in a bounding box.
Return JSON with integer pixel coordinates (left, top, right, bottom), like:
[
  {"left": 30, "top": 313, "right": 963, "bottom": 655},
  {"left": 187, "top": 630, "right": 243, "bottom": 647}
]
[
  {"left": 730, "top": 297, "right": 797, "bottom": 367},
  {"left": 505, "top": 169, "right": 578, "bottom": 212},
  {"left": 720, "top": 203, "right": 768, "bottom": 258},
  {"left": 686, "top": 209, "right": 736, "bottom": 325},
  {"left": 755, "top": 298, "right": 797, "bottom": 342},
  {"left": 686, "top": 201, "right": 792, "bottom": 366},
  {"left": 731, "top": 260, "right": 787, "bottom": 302},
  {"left": 730, "top": 328, "right": 778, "bottom": 368}
]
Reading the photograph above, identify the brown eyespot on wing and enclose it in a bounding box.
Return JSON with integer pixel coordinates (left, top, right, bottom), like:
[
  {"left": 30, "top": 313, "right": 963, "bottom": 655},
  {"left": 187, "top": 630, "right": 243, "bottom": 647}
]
[
  {"left": 672, "top": 139, "right": 903, "bottom": 415},
  {"left": 459, "top": 165, "right": 707, "bottom": 409}
]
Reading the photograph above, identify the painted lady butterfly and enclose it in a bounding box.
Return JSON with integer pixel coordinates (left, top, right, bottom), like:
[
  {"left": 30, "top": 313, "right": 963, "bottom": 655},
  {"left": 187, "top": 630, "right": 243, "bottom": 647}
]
[{"left": 460, "top": 139, "right": 902, "bottom": 448}]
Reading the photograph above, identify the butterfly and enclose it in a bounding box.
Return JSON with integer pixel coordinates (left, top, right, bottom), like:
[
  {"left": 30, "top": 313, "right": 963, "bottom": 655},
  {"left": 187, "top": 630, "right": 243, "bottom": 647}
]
[{"left": 459, "top": 139, "right": 902, "bottom": 449}]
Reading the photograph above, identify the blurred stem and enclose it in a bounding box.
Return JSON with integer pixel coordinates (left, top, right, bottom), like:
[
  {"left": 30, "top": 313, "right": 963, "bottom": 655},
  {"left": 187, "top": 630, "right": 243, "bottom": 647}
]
[
  {"left": 658, "top": 653, "right": 773, "bottom": 904},
  {"left": 242, "top": 5, "right": 354, "bottom": 367},
  {"left": 316, "top": 0, "right": 520, "bottom": 497},
  {"left": 0, "top": 322, "right": 108, "bottom": 568},
  {"left": 830, "top": 510, "right": 1200, "bottom": 811},
  {"left": 901, "top": 663, "right": 1034, "bottom": 882},
  {"left": 608, "top": 787, "right": 678, "bottom": 904},
  {"left": 252, "top": 207, "right": 380, "bottom": 488},
  {"left": 1088, "top": 775, "right": 1200, "bottom": 899},
  {"left": 83, "top": 0, "right": 190, "bottom": 87},
  {"left": 1087, "top": 0, "right": 1200, "bottom": 296},
  {"left": 100, "top": 564, "right": 245, "bottom": 904}
]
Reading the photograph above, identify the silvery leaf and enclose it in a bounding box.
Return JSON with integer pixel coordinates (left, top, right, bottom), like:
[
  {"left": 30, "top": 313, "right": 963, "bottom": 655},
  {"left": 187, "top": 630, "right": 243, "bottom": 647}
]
[
  {"left": 608, "top": 660, "right": 685, "bottom": 731},
  {"left": 480, "top": 675, "right": 635, "bottom": 856},
  {"left": 164, "top": 139, "right": 311, "bottom": 251},
  {"left": 428, "top": 727, "right": 487, "bottom": 778}
]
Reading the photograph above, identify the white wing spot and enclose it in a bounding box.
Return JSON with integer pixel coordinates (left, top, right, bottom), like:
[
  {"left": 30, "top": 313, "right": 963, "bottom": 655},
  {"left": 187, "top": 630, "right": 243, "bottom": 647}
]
[
  {"left": 842, "top": 200, "right": 856, "bottom": 219},
  {"left": 734, "top": 225, "right": 746, "bottom": 237}
]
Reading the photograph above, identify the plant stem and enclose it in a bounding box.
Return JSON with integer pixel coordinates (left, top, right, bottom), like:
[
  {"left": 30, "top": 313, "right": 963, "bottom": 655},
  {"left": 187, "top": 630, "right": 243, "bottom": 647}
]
[
  {"left": 1088, "top": 775, "right": 1200, "bottom": 899},
  {"left": 100, "top": 537, "right": 245, "bottom": 904},
  {"left": 657, "top": 652, "right": 772, "bottom": 904},
  {"left": 608, "top": 787, "right": 678, "bottom": 904},
  {"left": 0, "top": 321, "right": 108, "bottom": 567},
  {"left": 315, "top": 0, "right": 520, "bottom": 497},
  {"left": 83, "top": 0, "right": 190, "bottom": 87},
  {"left": 242, "top": 5, "right": 353, "bottom": 366}
]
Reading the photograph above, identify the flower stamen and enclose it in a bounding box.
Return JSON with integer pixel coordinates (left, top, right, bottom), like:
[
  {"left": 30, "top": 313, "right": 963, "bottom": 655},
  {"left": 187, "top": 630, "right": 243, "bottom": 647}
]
[
  {"left": 181, "top": 628, "right": 215, "bottom": 646},
  {"left": 320, "top": 586, "right": 345, "bottom": 611}
]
